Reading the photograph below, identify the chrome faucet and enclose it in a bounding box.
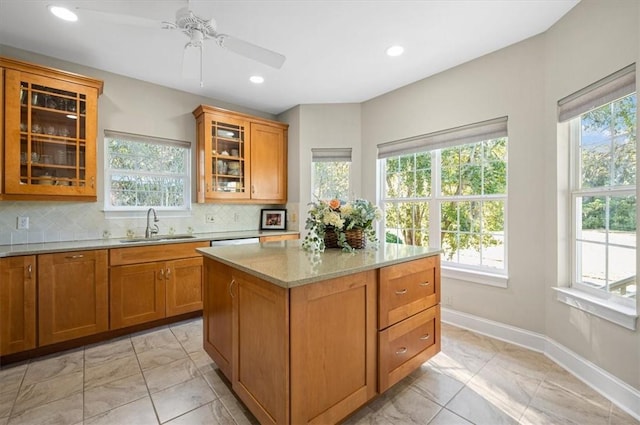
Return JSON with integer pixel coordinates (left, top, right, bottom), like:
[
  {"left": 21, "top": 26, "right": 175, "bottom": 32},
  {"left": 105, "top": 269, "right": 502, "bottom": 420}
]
[{"left": 145, "top": 208, "right": 159, "bottom": 238}]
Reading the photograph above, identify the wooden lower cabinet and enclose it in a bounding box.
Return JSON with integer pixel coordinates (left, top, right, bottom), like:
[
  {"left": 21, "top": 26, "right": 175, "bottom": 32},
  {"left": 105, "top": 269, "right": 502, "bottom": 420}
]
[
  {"left": 109, "top": 242, "right": 207, "bottom": 330},
  {"left": 259, "top": 233, "right": 299, "bottom": 243},
  {"left": 110, "top": 262, "right": 166, "bottom": 329},
  {"left": 38, "top": 250, "right": 108, "bottom": 346},
  {"left": 203, "top": 259, "right": 233, "bottom": 379},
  {"left": 290, "top": 270, "right": 377, "bottom": 425},
  {"left": 0, "top": 256, "right": 36, "bottom": 355}
]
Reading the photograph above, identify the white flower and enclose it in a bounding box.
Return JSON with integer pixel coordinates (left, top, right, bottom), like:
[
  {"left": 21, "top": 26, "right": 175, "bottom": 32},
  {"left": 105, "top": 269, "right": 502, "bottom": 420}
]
[{"left": 323, "top": 211, "right": 344, "bottom": 228}]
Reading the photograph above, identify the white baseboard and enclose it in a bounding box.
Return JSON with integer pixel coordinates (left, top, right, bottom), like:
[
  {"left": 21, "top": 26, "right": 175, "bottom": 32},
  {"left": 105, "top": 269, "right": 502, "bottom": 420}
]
[{"left": 441, "top": 307, "right": 640, "bottom": 421}]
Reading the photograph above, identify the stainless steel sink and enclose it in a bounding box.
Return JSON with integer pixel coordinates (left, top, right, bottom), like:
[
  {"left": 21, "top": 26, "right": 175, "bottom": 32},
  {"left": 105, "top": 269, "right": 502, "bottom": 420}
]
[{"left": 120, "top": 234, "right": 196, "bottom": 243}]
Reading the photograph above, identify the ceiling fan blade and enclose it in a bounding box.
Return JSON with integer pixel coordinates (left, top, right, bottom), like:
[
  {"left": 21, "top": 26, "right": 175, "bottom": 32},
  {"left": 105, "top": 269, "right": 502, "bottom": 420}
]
[
  {"left": 218, "top": 35, "right": 286, "bottom": 69},
  {"left": 75, "top": 7, "right": 164, "bottom": 29}
]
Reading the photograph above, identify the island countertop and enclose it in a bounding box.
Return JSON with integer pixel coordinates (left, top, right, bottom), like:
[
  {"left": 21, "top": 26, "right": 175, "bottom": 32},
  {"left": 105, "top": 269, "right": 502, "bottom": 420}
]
[{"left": 196, "top": 240, "right": 442, "bottom": 288}]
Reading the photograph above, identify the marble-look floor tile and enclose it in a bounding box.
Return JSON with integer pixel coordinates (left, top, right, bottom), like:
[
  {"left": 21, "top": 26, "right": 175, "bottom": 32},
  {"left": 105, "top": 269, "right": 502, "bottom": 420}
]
[
  {"left": 7, "top": 392, "right": 83, "bottom": 425},
  {"left": 491, "top": 343, "right": 554, "bottom": 381},
  {"left": 0, "top": 363, "right": 27, "bottom": 395},
  {"left": 0, "top": 416, "right": 8, "bottom": 425},
  {"left": 11, "top": 370, "right": 83, "bottom": 416},
  {"left": 0, "top": 390, "right": 17, "bottom": 419},
  {"left": 84, "top": 396, "right": 158, "bottom": 425},
  {"left": 131, "top": 326, "right": 176, "bottom": 354},
  {"left": 202, "top": 369, "right": 234, "bottom": 399},
  {"left": 218, "top": 393, "right": 260, "bottom": 425},
  {"left": 136, "top": 344, "right": 188, "bottom": 370},
  {"left": 171, "top": 323, "right": 204, "bottom": 354},
  {"left": 465, "top": 359, "right": 541, "bottom": 420},
  {"left": 84, "top": 354, "right": 141, "bottom": 390},
  {"left": 610, "top": 404, "right": 640, "bottom": 425},
  {"left": 21, "top": 349, "right": 83, "bottom": 386},
  {"left": 150, "top": 376, "right": 216, "bottom": 423},
  {"left": 364, "top": 383, "right": 441, "bottom": 424},
  {"left": 83, "top": 372, "right": 148, "bottom": 418},
  {"left": 84, "top": 336, "right": 135, "bottom": 367},
  {"left": 165, "top": 399, "right": 236, "bottom": 425},
  {"left": 542, "top": 362, "right": 611, "bottom": 412},
  {"left": 189, "top": 349, "right": 218, "bottom": 373},
  {"left": 523, "top": 380, "right": 610, "bottom": 425},
  {"left": 427, "top": 351, "right": 479, "bottom": 385},
  {"left": 143, "top": 357, "right": 200, "bottom": 393},
  {"left": 409, "top": 362, "right": 465, "bottom": 406},
  {"left": 445, "top": 386, "right": 520, "bottom": 425},
  {"left": 428, "top": 408, "right": 473, "bottom": 425}
]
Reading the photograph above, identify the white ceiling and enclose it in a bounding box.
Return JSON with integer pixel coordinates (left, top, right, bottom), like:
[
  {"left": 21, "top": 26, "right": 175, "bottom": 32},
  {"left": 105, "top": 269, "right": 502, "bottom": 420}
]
[{"left": 0, "top": 0, "right": 579, "bottom": 115}]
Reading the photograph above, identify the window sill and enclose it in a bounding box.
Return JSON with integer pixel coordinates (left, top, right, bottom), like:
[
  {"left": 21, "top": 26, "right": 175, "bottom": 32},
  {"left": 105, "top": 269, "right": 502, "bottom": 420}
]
[
  {"left": 553, "top": 287, "right": 638, "bottom": 330},
  {"left": 442, "top": 266, "right": 508, "bottom": 288}
]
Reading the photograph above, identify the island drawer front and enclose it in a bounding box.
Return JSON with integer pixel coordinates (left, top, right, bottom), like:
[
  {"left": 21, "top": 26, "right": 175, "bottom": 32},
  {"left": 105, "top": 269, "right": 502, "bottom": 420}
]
[
  {"left": 378, "top": 256, "right": 440, "bottom": 329},
  {"left": 378, "top": 305, "right": 441, "bottom": 392},
  {"left": 110, "top": 241, "right": 209, "bottom": 266}
]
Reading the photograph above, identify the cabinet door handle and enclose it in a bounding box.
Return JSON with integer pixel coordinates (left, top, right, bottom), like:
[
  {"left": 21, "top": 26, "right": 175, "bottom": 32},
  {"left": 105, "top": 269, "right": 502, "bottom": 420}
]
[
  {"left": 419, "top": 281, "right": 431, "bottom": 287},
  {"left": 165, "top": 268, "right": 171, "bottom": 280},
  {"left": 395, "top": 347, "right": 408, "bottom": 355},
  {"left": 251, "top": 185, "right": 255, "bottom": 194},
  {"left": 65, "top": 254, "right": 84, "bottom": 259},
  {"left": 419, "top": 333, "right": 431, "bottom": 341},
  {"left": 90, "top": 176, "right": 95, "bottom": 188},
  {"left": 395, "top": 288, "right": 407, "bottom": 295},
  {"left": 229, "top": 279, "right": 236, "bottom": 298},
  {"left": 27, "top": 264, "right": 32, "bottom": 278},
  {"left": 159, "top": 269, "right": 164, "bottom": 280}
]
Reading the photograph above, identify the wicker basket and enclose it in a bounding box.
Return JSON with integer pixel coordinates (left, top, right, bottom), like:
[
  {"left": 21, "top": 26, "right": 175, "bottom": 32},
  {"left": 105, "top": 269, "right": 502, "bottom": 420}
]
[{"left": 324, "top": 228, "right": 366, "bottom": 249}]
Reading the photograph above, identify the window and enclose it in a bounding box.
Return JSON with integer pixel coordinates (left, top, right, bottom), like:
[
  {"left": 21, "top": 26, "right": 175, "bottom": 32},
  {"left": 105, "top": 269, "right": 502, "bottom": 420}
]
[
  {"left": 104, "top": 130, "right": 191, "bottom": 211},
  {"left": 379, "top": 117, "right": 508, "bottom": 278},
  {"left": 564, "top": 72, "right": 637, "bottom": 302},
  {"left": 311, "top": 148, "right": 352, "bottom": 200}
]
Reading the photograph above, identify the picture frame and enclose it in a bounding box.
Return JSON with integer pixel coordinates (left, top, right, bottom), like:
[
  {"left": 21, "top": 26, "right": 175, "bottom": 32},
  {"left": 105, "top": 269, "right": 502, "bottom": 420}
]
[{"left": 260, "top": 209, "right": 287, "bottom": 230}]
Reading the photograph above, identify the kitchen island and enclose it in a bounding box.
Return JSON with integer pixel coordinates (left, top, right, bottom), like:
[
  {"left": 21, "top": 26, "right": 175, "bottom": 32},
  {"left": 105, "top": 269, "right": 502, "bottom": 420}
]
[{"left": 197, "top": 240, "right": 442, "bottom": 425}]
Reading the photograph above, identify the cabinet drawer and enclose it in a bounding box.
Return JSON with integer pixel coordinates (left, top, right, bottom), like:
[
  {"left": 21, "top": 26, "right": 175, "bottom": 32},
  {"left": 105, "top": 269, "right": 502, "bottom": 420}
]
[
  {"left": 378, "top": 305, "right": 440, "bottom": 392},
  {"left": 378, "top": 256, "right": 440, "bottom": 329}
]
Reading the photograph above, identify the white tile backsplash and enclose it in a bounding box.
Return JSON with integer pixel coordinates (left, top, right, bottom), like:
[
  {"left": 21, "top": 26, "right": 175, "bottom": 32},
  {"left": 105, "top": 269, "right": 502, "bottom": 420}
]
[{"left": 0, "top": 202, "right": 288, "bottom": 245}]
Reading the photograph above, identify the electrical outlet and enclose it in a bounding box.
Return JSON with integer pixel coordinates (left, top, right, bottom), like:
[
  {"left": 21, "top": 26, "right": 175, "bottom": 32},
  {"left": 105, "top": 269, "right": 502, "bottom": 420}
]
[
  {"left": 444, "top": 296, "right": 453, "bottom": 307},
  {"left": 17, "top": 216, "right": 29, "bottom": 230},
  {"left": 233, "top": 212, "right": 240, "bottom": 222},
  {"left": 205, "top": 214, "right": 215, "bottom": 223},
  {"left": 290, "top": 212, "right": 297, "bottom": 223}
]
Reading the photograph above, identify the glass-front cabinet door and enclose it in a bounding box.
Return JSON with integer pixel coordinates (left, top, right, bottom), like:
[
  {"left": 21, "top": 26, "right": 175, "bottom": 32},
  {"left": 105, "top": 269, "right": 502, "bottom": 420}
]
[
  {"left": 1, "top": 59, "right": 102, "bottom": 201},
  {"left": 195, "top": 108, "right": 251, "bottom": 201}
]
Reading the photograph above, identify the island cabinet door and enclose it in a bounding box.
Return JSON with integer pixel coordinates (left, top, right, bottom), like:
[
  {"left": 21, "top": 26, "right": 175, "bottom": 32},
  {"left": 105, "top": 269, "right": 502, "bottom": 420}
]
[
  {"left": 38, "top": 250, "right": 109, "bottom": 345},
  {"left": 290, "top": 269, "right": 377, "bottom": 425},
  {"left": 231, "top": 269, "right": 289, "bottom": 425},
  {"left": 203, "top": 259, "right": 233, "bottom": 380}
]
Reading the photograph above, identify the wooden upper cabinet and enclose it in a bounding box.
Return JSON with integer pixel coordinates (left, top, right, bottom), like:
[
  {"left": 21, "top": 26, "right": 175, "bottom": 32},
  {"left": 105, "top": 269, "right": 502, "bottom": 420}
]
[
  {"left": 0, "top": 56, "right": 103, "bottom": 201},
  {"left": 0, "top": 256, "right": 36, "bottom": 355},
  {"left": 38, "top": 250, "right": 109, "bottom": 346},
  {"left": 193, "top": 105, "right": 288, "bottom": 204}
]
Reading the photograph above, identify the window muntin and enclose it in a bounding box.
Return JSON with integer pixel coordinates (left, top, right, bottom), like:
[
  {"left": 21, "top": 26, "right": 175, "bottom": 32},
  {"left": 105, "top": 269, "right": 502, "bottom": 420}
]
[
  {"left": 571, "top": 93, "right": 637, "bottom": 300},
  {"left": 104, "top": 132, "right": 191, "bottom": 211},
  {"left": 382, "top": 137, "right": 507, "bottom": 274}
]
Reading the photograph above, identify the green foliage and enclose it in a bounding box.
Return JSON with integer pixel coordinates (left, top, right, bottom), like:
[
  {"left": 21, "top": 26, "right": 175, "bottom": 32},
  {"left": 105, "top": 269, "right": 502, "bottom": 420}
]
[{"left": 313, "top": 162, "right": 350, "bottom": 200}]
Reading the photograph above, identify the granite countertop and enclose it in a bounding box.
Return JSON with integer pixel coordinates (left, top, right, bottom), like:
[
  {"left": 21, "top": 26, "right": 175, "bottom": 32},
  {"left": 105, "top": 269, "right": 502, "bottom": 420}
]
[
  {"left": 0, "top": 230, "right": 300, "bottom": 258},
  {"left": 197, "top": 240, "right": 442, "bottom": 288}
]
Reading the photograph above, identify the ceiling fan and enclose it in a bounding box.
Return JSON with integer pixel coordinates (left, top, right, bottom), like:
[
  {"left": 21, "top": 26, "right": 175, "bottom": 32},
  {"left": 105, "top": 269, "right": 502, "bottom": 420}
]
[{"left": 75, "top": 2, "right": 286, "bottom": 87}]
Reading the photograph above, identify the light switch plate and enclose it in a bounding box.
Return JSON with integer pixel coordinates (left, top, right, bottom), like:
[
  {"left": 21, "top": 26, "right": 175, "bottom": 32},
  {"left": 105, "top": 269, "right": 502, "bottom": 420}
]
[{"left": 17, "top": 216, "right": 29, "bottom": 230}]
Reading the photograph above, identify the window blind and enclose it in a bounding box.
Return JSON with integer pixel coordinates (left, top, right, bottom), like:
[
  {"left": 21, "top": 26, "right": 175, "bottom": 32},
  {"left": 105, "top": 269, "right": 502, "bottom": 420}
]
[
  {"left": 104, "top": 130, "right": 189, "bottom": 149},
  {"left": 557, "top": 63, "right": 636, "bottom": 122},
  {"left": 311, "top": 147, "right": 352, "bottom": 162},
  {"left": 377, "top": 116, "right": 508, "bottom": 159}
]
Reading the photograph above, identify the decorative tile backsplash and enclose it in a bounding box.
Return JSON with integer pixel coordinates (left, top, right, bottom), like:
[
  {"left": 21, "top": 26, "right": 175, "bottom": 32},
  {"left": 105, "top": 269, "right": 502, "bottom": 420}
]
[{"left": 0, "top": 202, "right": 295, "bottom": 245}]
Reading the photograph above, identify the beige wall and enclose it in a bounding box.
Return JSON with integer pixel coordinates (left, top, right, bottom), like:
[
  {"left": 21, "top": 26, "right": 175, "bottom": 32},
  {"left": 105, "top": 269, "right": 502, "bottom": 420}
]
[{"left": 357, "top": 0, "right": 639, "bottom": 390}]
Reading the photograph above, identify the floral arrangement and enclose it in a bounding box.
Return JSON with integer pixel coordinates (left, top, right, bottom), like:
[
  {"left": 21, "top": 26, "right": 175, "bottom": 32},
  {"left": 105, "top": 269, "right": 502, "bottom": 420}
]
[{"left": 302, "top": 198, "right": 382, "bottom": 252}]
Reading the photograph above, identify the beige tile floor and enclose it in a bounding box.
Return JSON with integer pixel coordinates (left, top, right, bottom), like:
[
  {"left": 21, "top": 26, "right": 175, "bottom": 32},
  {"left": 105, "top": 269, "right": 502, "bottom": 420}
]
[{"left": 0, "top": 318, "right": 638, "bottom": 425}]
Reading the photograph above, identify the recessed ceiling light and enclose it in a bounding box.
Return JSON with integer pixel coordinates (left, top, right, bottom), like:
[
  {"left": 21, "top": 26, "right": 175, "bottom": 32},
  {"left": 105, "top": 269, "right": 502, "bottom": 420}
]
[
  {"left": 386, "top": 45, "right": 404, "bottom": 57},
  {"left": 48, "top": 5, "right": 78, "bottom": 22},
  {"left": 249, "top": 75, "right": 264, "bottom": 84}
]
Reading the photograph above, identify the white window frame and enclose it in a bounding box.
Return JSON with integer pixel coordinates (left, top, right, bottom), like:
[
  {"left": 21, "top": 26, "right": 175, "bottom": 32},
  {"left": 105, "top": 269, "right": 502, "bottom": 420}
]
[
  {"left": 556, "top": 64, "right": 637, "bottom": 330},
  {"left": 103, "top": 130, "right": 191, "bottom": 214},
  {"left": 311, "top": 147, "right": 353, "bottom": 200},
  {"left": 378, "top": 118, "right": 508, "bottom": 287}
]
